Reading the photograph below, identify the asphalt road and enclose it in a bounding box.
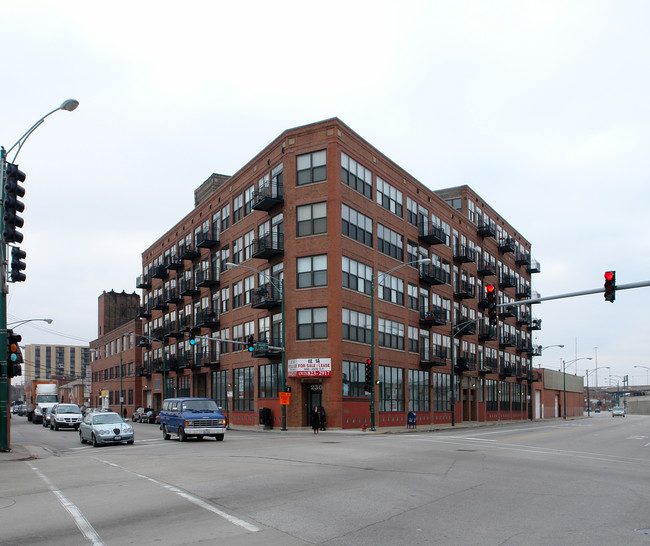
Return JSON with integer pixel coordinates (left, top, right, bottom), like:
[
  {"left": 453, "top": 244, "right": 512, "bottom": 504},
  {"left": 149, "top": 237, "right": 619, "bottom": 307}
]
[{"left": 3, "top": 413, "right": 650, "bottom": 545}]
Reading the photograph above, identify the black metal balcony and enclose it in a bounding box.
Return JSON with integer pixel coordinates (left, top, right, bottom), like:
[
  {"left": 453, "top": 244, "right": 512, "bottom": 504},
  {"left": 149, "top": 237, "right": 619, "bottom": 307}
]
[
  {"left": 499, "top": 364, "right": 517, "bottom": 377},
  {"left": 454, "top": 319, "right": 476, "bottom": 336},
  {"left": 196, "top": 268, "right": 220, "bottom": 288},
  {"left": 420, "top": 345, "right": 448, "bottom": 368},
  {"left": 136, "top": 336, "right": 152, "bottom": 348},
  {"left": 251, "top": 284, "right": 282, "bottom": 309},
  {"left": 178, "top": 315, "right": 194, "bottom": 332},
  {"left": 515, "top": 250, "right": 530, "bottom": 266},
  {"left": 477, "top": 221, "right": 496, "bottom": 238},
  {"left": 177, "top": 352, "right": 195, "bottom": 369},
  {"left": 196, "top": 228, "right": 219, "bottom": 249},
  {"left": 419, "top": 264, "right": 449, "bottom": 286},
  {"left": 152, "top": 297, "right": 168, "bottom": 311},
  {"left": 252, "top": 232, "right": 284, "bottom": 260},
  {"left": 499, "top": 333, "right": 516, "bottom": 348},
  {"left": 195, "top": 310, "right": 219, "bottom": 328},
  {"left": 137, "top": 305, "right": 151, "bottom": 319},
  {"left": 164, "top": 288, "right": 182, "bottom": 305},
  {"left": 136, "top": 274, "right": 151, "bottom": 289},
  {"left": 498, "top": 237, "right": 516, "bottom": 253},
  {"left": 252, "top": 183, "right": 284, "bottom": 212},
  {"left": 516, "top": 341, "right": 534, "bottom": 354},
  {"left": 420, "top": 306, "right": 447, "bottom": 327},
  {"left": 477, "top": 258, "right": 496, "bottom": 277},
  {"left": 529, "top": 318, "right": 542, "bottom": 330},
  {"left": 500, "top": 305, "right": 516, "bottom": 318},
  {"left": 454, "top": 281, "right": 475, "bottom": 300},
  {"left": 166, "top": 255, "right": 184, "bottom": 271},
  {"left": 455, "top": 354, "right": 476, "bottom": 373},
  {"left": 418, "top": 223, "right": 446, "bottom": 246},
  {"left": 152, "top": 265, "right": 168, "bottom": 279},
  {"left": 252, "top": 337, "right": 283, "bottom": 358},
  {"left": 179, "top": 242, "right": 200, "bottom": 261},
  {"left": 480, "top": 357, "right": 499, "bottom": 374},
  {"left": 179, "top": 277, "right": 199, "bottom": 297},
  {"left": 478, "top": 324, "right": 497, "bottom": 342},
  {"left": 527, "top": 259, "right": 541, "bottom": 274},
  {"left": 136, "top": 365, "right": 150, "bottom": 377},
  {"left": 516, "top": 285, "right": 530, "bottom": 299},
  {"left": 516, "top": 311, "right": 530, "bottom": 326},
  {"left": 454, "top": 244, "right": 476, "bottom": 264},
  {"left": 196, "top": 347, "right": 220, "bottom": 367},
  {"left": 499, "top": 273, "right": 516, "bottom": 289}
]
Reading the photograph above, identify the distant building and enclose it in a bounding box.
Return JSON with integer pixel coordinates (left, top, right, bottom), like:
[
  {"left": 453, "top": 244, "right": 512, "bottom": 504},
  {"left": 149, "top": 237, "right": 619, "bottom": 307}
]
[{"left": 23, "top": 344, "right": 90, "bottom": 388}]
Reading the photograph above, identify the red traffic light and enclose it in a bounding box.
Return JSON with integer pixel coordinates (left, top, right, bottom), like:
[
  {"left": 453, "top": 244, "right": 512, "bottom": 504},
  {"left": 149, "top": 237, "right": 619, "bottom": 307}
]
[
  {"left": 604, "top": 271, "right": 614, "bottom": 281},
  {"left": 366, "top": 359, "right": 372, "bottom": 365},
  {"left": 486, "top": 284, "right": 495, "bottom": 293}
]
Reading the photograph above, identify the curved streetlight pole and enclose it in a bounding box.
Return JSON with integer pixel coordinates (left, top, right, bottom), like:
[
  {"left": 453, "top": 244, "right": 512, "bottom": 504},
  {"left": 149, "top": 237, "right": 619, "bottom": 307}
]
[
  {"left": 563, "top": 356, "right": 592, "bottom": 419},
  {"left": 586, "top": 366, "right": 610, "bottom": 416},
  {"left": 634, "top": 365, "right": 650, "bottom": 385},
  {"left": 1, "top": 99, "right": 79, "bottom": 453},
  {"left": 225, "top": 262, "right": 286, "bottom": 431},
  {"left": 370, "top": 258, "right": 431, "bottom": 431},
  {"left": 7, "top": 318, "right": 53, "bottom": 328}
]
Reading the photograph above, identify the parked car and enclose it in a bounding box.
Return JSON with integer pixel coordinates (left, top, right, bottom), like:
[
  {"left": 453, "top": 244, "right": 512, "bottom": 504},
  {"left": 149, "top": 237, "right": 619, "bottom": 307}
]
[
  {"left": 143, "top": 409, "right": 159, "bottom": 424},
  {"left": 49, "top": 403, "right": 83, "bottom": 430},
  {"left": 159, "top": 397, "right": 226, "bottom": 442},
  {"left": 132, "top": 407, "right": 153, "bottom": 422},
  {"left": 42, "top": 407, "right": 52, "bottom": 428},
  {"left": 79, "top": 411, "right": 135, "bottom": 447},
  {"left": 612, "top": 406, "right": 626, "bottom": 417}
]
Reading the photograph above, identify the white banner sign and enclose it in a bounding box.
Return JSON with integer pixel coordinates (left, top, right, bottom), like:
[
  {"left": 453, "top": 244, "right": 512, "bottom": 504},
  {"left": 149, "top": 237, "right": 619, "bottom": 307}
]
[{"left": 287, "top": 358, "right": 332, "bottom": 377}]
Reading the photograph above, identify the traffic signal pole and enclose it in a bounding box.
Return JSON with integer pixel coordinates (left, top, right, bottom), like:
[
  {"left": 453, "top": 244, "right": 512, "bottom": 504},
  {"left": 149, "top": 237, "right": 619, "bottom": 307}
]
[{"left": 0, "top": 148, "right": 10, "bottom": 451}]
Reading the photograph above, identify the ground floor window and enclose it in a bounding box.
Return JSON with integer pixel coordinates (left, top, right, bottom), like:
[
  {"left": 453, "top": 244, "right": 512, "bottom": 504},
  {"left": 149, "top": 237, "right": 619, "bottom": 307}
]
[
  {"left": 432, "top": 372, "right": 450, "bottom": 411},
  {"left": 212, "top": 370, "right": 230, "bottom": 409},
  {"left": 342, "top": 360, "right": 366, "bottom": 397},
  {"left": 486, "top": 379, "right": 498, "bottom": 411},
  {"left": 408, "top": 369, "right": 429, "bottom": 412},
  {"left": 378, "top": 365, "right": 404, "bottom": 412},
  {"left": 177, "top": 375, "right": 190, "bottom": 398},
  {"left": 233, "top": 366, "right": 254, "bottom": 411},
  {"left": 500, "top": 381, "right": 510, "bottom": 411},
  {"left": 259, "top": 363, "right": 280, "bottom": 398}
]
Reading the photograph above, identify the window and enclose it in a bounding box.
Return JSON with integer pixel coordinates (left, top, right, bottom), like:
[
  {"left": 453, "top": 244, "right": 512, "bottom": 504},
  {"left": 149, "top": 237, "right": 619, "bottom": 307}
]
[
  {"left": 212, "top": 370, "right": 230, "bottom": 409},
  {"left": 378, "top": 318, "right": 404, "bottom": 350},
  {"left": 406, "top": 197, "right": 418, "bottom": 226},
  {"left": 297, "top": 307, "right": 327, "bottom": 340},
  {"left": 407, "top": 284, "right": 418, "bottom": 311},
  {"left": 376, "top": 176, "right": 403, "bottom": 217},
  {"left": 342, "top": 204, "right": 372, "bottom": 247},
  {"left": 341, "top": 152, "right": 372, "bottom": 198},
  {"left": 232, "top": 237, "right": 243, "bottom": 264},
  {"left": 233, "top": 367, "right": 254, "bottom": 411},
  {"left": 259, "top": 363, "right": 280, "bottom": 398},
  {"left": 342, "top": 361, "right": 366, "bottom": 397},
  {"left": 221, "top": 203, "right": 230, "bottom": 232},
  {"left": 297, "top": 150, "right": 327, "bottom": 185},
  {"left": 342, "top": 256, "right": 372, "bottom": 295},
  {"left": 244, "top": 185, "right": 254, "bottom": 216},
  {"left": 378, "top": 365, "right": 404, "bottom": 412},
  {"left": 220, "top": 286, "right": 230, "bottom": 313},
  {"left": 342, "top": 308, "right": 371, "bottom": 344},
  {"left": 433, "top": 373, "right": 451, "bottom": 411},
  {"left": 377, "top": 272, "right": 404, "bottom": 306},
  {"left": 297, "top": 255, "right": 327, "bottom": 288},
  {"left": 409, "top": 369, "right": 429, "bottom": 412},
  {"left": 233, "top": 194, "right": 243, "bottom": 223},
  {"left": 232, "top": 281, "right": 243, "bottom": 309},
  {"left": 377, "top": 224, "right": 403, "bottom": 261},
  {"left": 297, "top": 202, "right": 327, "bottom": 236}
]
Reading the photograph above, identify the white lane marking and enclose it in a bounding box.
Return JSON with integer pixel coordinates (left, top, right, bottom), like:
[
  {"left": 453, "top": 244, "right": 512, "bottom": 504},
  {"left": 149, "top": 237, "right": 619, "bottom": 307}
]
[
  {"left": 97, "top": 459, "right": 260, "bottom": 533},
  {"left": 27, "top": 462, "right": 104, "bottom": 546}
]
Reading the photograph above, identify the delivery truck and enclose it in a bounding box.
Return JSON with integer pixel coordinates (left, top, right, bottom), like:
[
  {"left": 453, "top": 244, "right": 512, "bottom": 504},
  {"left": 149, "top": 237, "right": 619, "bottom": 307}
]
[{"left": 26, "top": 380, "right": 59, "bottom": 424}]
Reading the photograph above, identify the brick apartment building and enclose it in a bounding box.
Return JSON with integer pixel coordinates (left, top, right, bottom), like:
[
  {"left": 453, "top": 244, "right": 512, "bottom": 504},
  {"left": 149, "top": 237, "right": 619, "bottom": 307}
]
[{"left": 134, "top": 118, "right": 541, "bottom": 430}]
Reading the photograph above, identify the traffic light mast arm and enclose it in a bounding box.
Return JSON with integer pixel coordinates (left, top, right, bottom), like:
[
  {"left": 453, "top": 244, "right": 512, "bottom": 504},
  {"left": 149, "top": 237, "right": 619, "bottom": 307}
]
[
  {"left": 498, "top": 280, "right": 650, "bottom": 308},
  {"left": 194, "top": 335, "right": 285, "bottom": 351}
]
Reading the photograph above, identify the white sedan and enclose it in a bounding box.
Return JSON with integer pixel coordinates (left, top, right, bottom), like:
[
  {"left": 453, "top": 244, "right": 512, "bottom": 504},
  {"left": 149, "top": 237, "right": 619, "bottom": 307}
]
[{"left": 79, "top": 411, "right": 135, "bottom": 447}]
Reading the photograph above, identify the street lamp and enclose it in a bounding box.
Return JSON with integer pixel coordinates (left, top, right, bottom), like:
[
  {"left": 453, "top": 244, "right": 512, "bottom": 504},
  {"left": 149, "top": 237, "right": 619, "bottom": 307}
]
[
  {"left": 370, "top": 258, "right": 431, "bottom": 431},
  {"left": 634, "top": 365, "right": 650, "bottom": 385},
  {"left": 225, "top": 262, "right": 286, "bottom": 431},
  {"left": 7, "top": 318, "right": 53, "bottom": 328},
  {"left": 1, "top": 99, "right": 79, "bottom": 453},
  {"left": 563, "top": 357, "right": 592, "bottom": 419},
  {"left": 529, "top": 344, "right": 564, "bottom": 421},
  {"left": 585, "top": 366, "right": 610, "bottom": 416},
  {"left": 138, "top": 333, "right": 167, "bottom": 402}
]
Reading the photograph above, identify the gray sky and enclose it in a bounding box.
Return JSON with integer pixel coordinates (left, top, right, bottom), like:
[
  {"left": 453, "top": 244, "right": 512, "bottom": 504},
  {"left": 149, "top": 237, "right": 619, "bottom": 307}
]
[{"left": 3, "top": 0, "right": 649, "bottom": 386}]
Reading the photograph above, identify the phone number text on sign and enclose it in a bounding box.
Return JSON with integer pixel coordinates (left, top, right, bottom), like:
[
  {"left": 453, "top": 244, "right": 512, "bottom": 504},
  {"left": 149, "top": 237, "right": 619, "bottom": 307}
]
[{"left": 287, "top": 358, "right": 332, "bottom": 377}]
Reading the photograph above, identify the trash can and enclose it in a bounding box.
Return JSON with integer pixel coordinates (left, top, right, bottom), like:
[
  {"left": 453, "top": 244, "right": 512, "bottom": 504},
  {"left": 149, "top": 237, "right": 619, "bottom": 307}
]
[{"left": 407, "top": 412, "right": 417, "bottom": 429}]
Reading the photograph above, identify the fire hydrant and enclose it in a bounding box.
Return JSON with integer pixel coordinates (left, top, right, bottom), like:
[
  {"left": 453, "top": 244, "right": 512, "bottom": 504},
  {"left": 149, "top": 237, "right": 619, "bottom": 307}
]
[{"left": 362, "top": 423, "right": 367, "bottom": 432}]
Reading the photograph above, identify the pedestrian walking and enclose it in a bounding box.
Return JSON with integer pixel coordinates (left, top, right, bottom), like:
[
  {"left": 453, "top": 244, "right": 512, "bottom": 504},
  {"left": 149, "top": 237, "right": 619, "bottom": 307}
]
[
  {"left": 319, "top": 406, "right": 326, "bottom": 431},
  {"left": 311, "top": 406, "right": 320, "bottom": 434}
]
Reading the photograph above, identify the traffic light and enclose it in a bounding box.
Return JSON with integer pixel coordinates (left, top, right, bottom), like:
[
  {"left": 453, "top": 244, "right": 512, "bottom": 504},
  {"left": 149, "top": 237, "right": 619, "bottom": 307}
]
[
  {"left": 248, "top": 335, "right": 255, "bottom": 352},
  {"left": 486, "top": 284, "right": 497, "bottom": 325},
  {"left": 365, "top": 358, "right": 373, "bottom": 393},
  {"left": 7, "top": 329, "right": 23, "bottom": 379},
  {"left": 3, "top": 163, "right": 26, "bottom": 244},
  {"left": 188, "top": 329, "right": 196, "bottom": 345},
  {"left": 604, "top": 271, "right": 616, "bottom": 303},
  {"left": 10, "top": 246, "right": 26, "bottom": 283}
]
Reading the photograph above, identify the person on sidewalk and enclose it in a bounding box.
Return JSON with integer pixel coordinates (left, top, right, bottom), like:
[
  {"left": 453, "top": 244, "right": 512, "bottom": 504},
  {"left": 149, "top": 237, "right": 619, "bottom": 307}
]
[{"left": 311, "top": 406, "right": 320, "bottom": 434}]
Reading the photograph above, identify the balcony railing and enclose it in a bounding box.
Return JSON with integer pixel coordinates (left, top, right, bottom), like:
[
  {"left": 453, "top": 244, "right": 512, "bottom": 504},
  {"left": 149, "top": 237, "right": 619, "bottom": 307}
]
[
  {"left": 136, "top": 274, "right": 151, "bottom": 289},
  {"left": 454, "top": 319, "right": 476, "bottom": 336},
  {"left": 418, "top": 223, "right": 446, "bottom": 246},
  {"left": 420, "top": 305, "right": 447, "bottom": 327},
  {"left": 478, "top": 324, "right": 497, "bottom": 342},
  {"left": 179, "top": 277, "right": 199, "bottom": 297},
  {"left": 420, "top": 344, "right": 449, "bottom": 367},
  {"left": 455, "top": 354, "right": 476, "bottom": 372},
  {"left": 164, "top": 287, "right": 182, "bottom": 304},
  {"left": 499, "top": 333, "right": 516, "bottom": 348},
  {"left": 152, "top": 265, "right": 168, "bottom": 279},
  {"left": 252, "top": 182, "right": 284, "bottom": 212},
  {"left": 251, "top": 283, "right": 282, "bottom": 309},
  {"left": 196, "top": 267, "right": 220, "bottom": 288},
  {"left": 195, "top": 310, "right": 219, "bottom": 328},
  {"left": 498, "top": 237, "right": 516, "bottom": 253},
  {"left": 499, "top": 273, "right": 517, "bottom": 289},
  {"left": 477, "top": 221, "right": 496, "bottom": 238},
  {"left": 419, "top": 263, "right": 450, "bottom": 286},
  {"left": 137, "top": 305, "right": 152, "bottom": 319},
  {"left": 453, "top": 244, "right": 476, "bottom": 264},
  {"left": 454, "top": 281, "right": 475, "bottom": 300},
  {"left": 480, "top": 357, "right": 499, "bottom": 374},
  {"left": 179, "top": 241, "right": 200, "bottom": 261},
  {"left": 515, "top": 250, "right": 530, "bottom": 266},
  {"left": 252, "top": 232, "right": 284, "bottom": 260},
  {"left": 196, "top": 228, "right": 219, "bottom": 249},
  {"left": 527, "top": 259, "right": 541, "bottom": 274},
  {"left": 476, "top": 258, "right": 496, "bottom": 277},
  {"left": 165, "top": 254, "right": 184, "bottom": 271},
  {"left": 152, "top": 296, "right": 168, "bottom": 311}
]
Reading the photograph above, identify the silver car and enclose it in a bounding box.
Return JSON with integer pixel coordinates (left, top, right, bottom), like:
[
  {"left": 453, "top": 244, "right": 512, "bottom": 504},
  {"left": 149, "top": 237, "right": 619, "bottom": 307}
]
[
  {"left": 612, "top": 406, "right": 626, "bottom": 417},
  {"left": 79, "top": 411, "right": 135, "bottom": 447},
  {"left": 50, "top": 403, "right": 83, "bottom": 430}
]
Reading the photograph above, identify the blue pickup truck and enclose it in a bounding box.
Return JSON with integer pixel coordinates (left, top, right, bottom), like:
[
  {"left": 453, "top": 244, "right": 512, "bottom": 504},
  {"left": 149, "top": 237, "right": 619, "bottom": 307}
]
[{"left": 159, "top": 397, "right": 227, "bottom": 441}]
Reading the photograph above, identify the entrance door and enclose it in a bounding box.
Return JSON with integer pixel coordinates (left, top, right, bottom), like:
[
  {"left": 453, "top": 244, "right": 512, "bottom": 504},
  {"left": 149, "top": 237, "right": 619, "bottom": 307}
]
[
  {"left": 535, "top": 390, "right": 541, "bottom": 419},
  {"left": 306, "top": 384, "right": 322, "bottom": 426}
]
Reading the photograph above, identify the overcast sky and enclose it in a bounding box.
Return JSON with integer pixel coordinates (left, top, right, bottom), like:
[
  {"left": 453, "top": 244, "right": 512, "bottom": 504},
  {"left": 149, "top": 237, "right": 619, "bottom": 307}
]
[{"left": 3, "top": 1, "right": 649, "bottom": 386}]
